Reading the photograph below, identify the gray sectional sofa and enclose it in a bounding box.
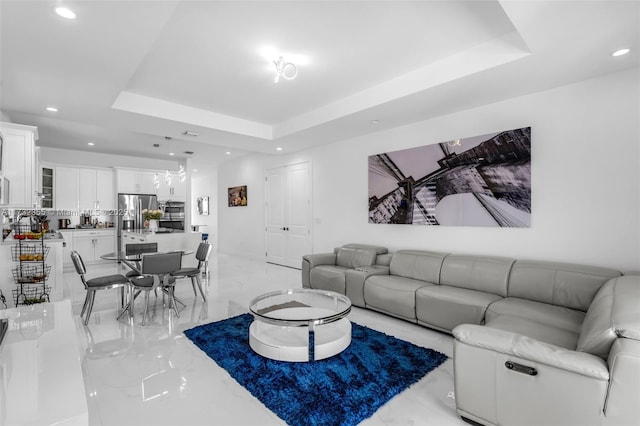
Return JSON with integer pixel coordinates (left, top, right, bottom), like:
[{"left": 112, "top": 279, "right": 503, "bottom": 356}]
[{"left": 302, "top": 245, "right": 640, "bottom": 426}]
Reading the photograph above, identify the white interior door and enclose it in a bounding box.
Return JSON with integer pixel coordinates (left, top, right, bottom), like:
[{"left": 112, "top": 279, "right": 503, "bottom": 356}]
[{"left": 265, "top": 162, "right": 311, "bottom": 269}]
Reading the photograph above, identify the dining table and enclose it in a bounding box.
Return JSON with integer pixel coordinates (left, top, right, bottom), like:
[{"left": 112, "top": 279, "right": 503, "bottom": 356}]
[{"left": 100, "top": 250, "right": 195, "bottom": 321}]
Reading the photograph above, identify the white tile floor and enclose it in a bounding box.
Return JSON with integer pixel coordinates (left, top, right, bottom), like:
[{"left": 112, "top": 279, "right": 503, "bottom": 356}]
[{"left": 67, "top": 253, "right": 466, "bottom": 426}]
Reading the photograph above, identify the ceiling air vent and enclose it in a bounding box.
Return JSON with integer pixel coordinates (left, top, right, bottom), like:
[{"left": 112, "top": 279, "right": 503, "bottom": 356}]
[{"left": 184, "top": 151, "right": 194, "bottom": 155}]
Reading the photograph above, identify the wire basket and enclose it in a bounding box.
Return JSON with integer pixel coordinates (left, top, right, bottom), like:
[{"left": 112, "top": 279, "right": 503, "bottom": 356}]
[
  {"left": 11, "top": 244, "right": 50, "bottom": 262},
  {"left": 12, "top": 264, "right": 51, "bottom": 284},
  {"left": 12, "top": 285, "right": 51, "bottom": 306}
]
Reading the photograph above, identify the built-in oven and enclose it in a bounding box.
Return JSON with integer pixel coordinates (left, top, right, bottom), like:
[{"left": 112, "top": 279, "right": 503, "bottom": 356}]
[{"left": 159, "top": 201, "right": 185, "bottom": 230}]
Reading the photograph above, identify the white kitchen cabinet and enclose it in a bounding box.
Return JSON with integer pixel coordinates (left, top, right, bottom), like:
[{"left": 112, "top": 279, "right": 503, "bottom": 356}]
[
  {"left": 96, "top": 169, "right": 115, "bottom": 210},
  {"left": 78, "top": 168, "right": 97, "bottom": 211},
  {"left": 79, "top": 168, "right": 114, "bottom": 213},
  {"left": 116, "top": 169, "right": 157, "bottom": 195},
  {"left": 59, "top": 230, "right": 74, "bottom": 268},
  {"left": 54, "top": 166, "right": 79, "bottom": 211},
  {"left": 73, "top": 230, "right": 115, "bottom": 262},
  {"left": 156, "top": 179, "right": 186, "bottom": 201},
  {"left": 0, "top": 122, "right": 37, "bottom": 207}
]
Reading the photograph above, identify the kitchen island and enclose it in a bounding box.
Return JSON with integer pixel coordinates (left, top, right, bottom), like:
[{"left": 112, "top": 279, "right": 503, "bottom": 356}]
[{"left": 121, "top": 230, "right": 202, "bottom": 267}]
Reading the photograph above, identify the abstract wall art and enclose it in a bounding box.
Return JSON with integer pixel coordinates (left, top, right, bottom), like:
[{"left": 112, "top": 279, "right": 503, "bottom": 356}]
[{"left": 368, "top": 127, "right": 531, "bottom": 227}]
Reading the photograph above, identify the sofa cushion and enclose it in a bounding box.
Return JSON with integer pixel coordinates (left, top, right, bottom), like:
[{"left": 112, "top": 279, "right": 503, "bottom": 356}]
[
  {"left": 309, "top": 265, "right": 350, "bottom": 294},
  {"left": 486, "top": 297, "right": 585, "bottom": 333},
  {"left": 507, "top": 260, "right": 621, "bottom": 311},
  {"left": 577, "top": 276, "right": 640, "bottom": 359},
  {"left": 440, "top": 254, "right": 514, "bottom": 297},
  {"left": 388, "top": 250, "right": 447, "bottom": 283},
  {"left": 486, "top": 315, "right": 579, "bottom": 350},
  {"left": 335, "top": 247, "right": 377, "bottom": 269},
  {"left": 416, "top": 285, "right": 502, "bottom": 332},
  {"left": 364, "top": 275, "right": 431, "bottom": 321}
]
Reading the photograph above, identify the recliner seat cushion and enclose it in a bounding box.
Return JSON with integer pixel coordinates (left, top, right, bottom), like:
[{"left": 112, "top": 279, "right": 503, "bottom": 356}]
[
  {"left": 487, "top": 297, "right": 585, "bottom": 333},
  {"left": 577, "top": 276, "right": 640, "bottom": 358},
  {"left": 309, "top": 265, "right": 350, "bottom": 294},
  {"left": 416, "top": 285, "right": 503, "bottom": 332},
  {"left": 364, "top": 275, "right": 431, "bottom": 321},
  {"left": 335, "top": 247, "right": 377, "bottom": 269},
  {"left": 486, "top": 314, "right": 579, "bottom": 350}
]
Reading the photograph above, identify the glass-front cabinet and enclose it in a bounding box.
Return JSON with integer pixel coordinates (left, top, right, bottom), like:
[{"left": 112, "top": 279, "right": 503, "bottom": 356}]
[{"left": 41, "top": 167, "right": 54, "bottom": 208}]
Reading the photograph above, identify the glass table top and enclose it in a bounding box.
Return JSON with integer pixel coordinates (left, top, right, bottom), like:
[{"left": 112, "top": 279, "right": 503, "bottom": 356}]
[{"left": 249, "top": 288, "right": 351, "bottom": 327}]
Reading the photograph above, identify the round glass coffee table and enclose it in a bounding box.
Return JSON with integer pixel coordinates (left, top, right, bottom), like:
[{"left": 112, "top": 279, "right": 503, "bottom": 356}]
[{"left": 248, "top": 289, "right": 352, "bottom": 362}]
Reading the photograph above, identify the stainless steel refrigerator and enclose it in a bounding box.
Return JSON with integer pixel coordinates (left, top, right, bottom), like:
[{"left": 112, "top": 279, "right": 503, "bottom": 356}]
[{"left": 117, "top": 193, "right": 158, "bottom": 251}]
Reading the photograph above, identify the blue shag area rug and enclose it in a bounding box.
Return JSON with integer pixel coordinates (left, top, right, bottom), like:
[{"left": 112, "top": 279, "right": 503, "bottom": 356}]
[{"left": 184, "top": 313, "right": 447, "bottom": 426}]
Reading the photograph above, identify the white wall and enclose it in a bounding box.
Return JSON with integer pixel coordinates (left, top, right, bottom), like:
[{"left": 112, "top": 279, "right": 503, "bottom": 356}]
[
  {"left": 219, "top": 68, "right": 640, "bottom": 273},
  {"left": 189, "top": 161, "right": 218, "bottom": 249}
]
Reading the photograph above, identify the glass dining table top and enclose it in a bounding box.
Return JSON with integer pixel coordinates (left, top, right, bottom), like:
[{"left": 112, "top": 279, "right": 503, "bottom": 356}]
[{"left": 100, "top": 250, "right": 194, "bottom": 262}]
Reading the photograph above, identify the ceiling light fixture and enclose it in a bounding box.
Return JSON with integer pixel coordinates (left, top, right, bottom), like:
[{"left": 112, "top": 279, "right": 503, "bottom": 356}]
[
  {"left": 447, "top": 139, "right": 462, "bottom": 147},
  {"left": 612, "top": 48, "right": 630, "bottom": 57},
  {"left": 169, "top": 152, "right": 175, "bottom": 156},
  {"left": 225, "top": 151, "right": 231, "bottom": 155},
  {"left": 183, "top": 131, "right": 199, "bottom": 137},
  {"left": 273, "top": 56, "right": 297, "bottom": 83},
  {"left": 153, "top": 173, "right": 160, "bottom": 189},
  {"left": 46, "top": 106, "right": 58, "bottom": 112},
  {"left": 371, "top": 120, "right": 379, "bottom": 125},
  {"left": 87, "top": 142, "right": 95, "bottom": 146},
  {"left": 276, "top": 147, "right": 283, "bottom": 151},
  {"left": 54, "top": 7, "right": 76, "bottom": 19},
  {"left": 164, "top": 170, "right": 173, "bottom": 186},
  {"left": 178, "top": 164, "right": 186, "bottom": 183}
]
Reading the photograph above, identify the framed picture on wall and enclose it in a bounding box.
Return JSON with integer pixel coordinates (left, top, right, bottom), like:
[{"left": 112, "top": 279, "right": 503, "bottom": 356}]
[
  {"left": 228, "top": 185, "right": 247, "bottom": 207},
  {"left": 368, "top": 127, "right": 531, "bottom": 227}
]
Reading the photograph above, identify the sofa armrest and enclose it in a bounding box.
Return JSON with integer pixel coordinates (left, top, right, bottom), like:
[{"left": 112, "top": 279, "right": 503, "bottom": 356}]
[
  {"left": 303, "top": 253, "right": 337, "bottom": 268},
  {"left": 301, "top": 253, "right": 337, "bottom": 288},
  {"left": 604, "top": 338, "right": 640, "bottom": 423},
  {"left": 345, "top": 266, "right": 389, "bottom": 307},
  {"left": 453, "top": 324, "right": 609, "bottom": 380}
]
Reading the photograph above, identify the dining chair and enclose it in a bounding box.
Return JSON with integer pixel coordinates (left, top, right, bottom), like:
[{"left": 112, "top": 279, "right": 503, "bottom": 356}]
[
  {"left": 124, "top": 242, "right": 158, "bottom": 278},
  {"left": 171, "top": 242, "right": 212, "bottom": 302},
  {"left": 71, "top": 250, "right": 131, "bottom": 326},
  {"left": 129, "top": 251, "right": 182, "bottom": 325}
]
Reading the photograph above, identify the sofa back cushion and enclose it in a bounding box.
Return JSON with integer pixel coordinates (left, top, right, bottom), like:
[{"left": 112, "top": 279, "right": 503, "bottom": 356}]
[
  {"left": 389, "top": 250, "right": 447, "bottom": 283},
  {"left": 440, "top": 254, "right": 515, "bottom": 297},
  {"left": 335, "top": 247, "right": 377, "bottom": 269},
  {"left": 577, "top": 275, "right": 640, "bottom": 358},
  {"left": 508, "top": 260, "right": 621, "bottom": 311}
]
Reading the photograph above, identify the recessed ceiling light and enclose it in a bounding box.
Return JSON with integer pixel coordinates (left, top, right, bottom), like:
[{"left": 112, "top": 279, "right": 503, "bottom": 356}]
[
  {"left": 169, "top": 152, "right": 175, "bottom": 156},
  {"left": 276, "top": 147, "right": 283, "bottom": 151},
  {"left": 612, "top": 48, "right": 630, "bottom": 57},
  {"left": 46, "top": 106, "right": 58, "bottom": 112},
  {"left": 225, "top": 151, "right": 231, "bottom": 155},
  {"left": 87, "top": 142, "right": 94, "bottom": 146},
  {"left": 371, "top": 120, "right": 379, "bottom": 125},
  {"left": 54, "top": 7, "right": 76, "bottom": 19},
  {"left": 193, "top": 169, "right": 198, "bottom": 173}
]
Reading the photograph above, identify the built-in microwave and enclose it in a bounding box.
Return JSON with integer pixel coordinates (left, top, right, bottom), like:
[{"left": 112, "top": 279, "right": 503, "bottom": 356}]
[{"left": 0, "top": 176, "right": 9, "bottom": 205}]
